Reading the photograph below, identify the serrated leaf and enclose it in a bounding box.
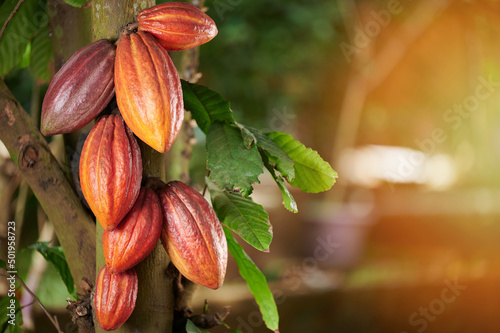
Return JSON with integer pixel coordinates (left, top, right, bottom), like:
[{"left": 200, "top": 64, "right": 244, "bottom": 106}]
[
  {"left": 246, "top": 127, "right": 295, "bottom": 181},
  {"left": 63, "top": 0, "right": 88, "bottom": 7},
  {"left": 206, "top": 122, "right": 263, "bottom": 197},
  {"left": 267, "top": 131, "right": 337, "bottom": 193},
  {"left": 0, "top": 0, "right": 48, "bottom": 77},
  {"left": 30, "top": 25, "right": 53, "bottom": 83},
  {"left": 29, "top": 242, "right": 77, "bottom": 299},
  {"left": 224, "top": 228, "right": 279, "bottom": 332},
  {"left": 186, "top": 319, "right": 211, "bottom": 333},
  {"left": 209, "top": 182, "right": 272, "bottom": 251},
  {"left": 236, "top": 123, "right": 256, "bottom": 148},
  {"left": 181, "top": 80, "right": 235, "bottom": 133},
  {"left": 0, "top": 296, "right": 23, "bottom": 333}
]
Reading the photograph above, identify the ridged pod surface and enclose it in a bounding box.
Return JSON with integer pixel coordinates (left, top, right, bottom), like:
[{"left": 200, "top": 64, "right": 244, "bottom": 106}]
[
  {"left": 103, "top": 187, "right": 163, "bottom": 274},
  {"left": 41, "top": 39, "right": 115, "bottom": 136},
  {"left": 94, "top": 265, "right": 138, "bottom": 331},
  {"left": 137, "top": 2, "right": 218, "bottom": 51},
  {"left": 115, "top": 31, "right": 183, "bottom": 153},
  {"left": 158, "top": 181, "right": 227, "bottom": 289},
  {"left": 79, "top": 114, "right": 142, "bottom": 231}
]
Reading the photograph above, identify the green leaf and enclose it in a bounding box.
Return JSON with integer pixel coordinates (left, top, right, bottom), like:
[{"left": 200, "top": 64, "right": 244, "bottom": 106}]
[
  {"left": 224, "top": 228, "right": 279, "bottom": 332},
  {"left": 0, "top": 0, "right": 48, "bottom": 77},
  {"left": 265, "top": 163, "right": 297, "bottom": 213},
  {"left": 246, "top": 127, "right": 295, "bottom": 182},
  {"left": 181, "top": 80, "right": 235, "bottom": 133},
  {"left": 0, "top": 296, "right": 23, "bottom": 333},
  {"left": 185, "top": 319, "right": 211, "bottom": 333},
  {"left": 29, "top": 242, "right": 77, "bottom": 299},
  {"left": 30, "top": 25, "right": 53, "bottom": 83},
  {"left": 206, "top": 122, "right": 264, "bottom": 197},
  {"left": 63, "top": 0, "right": 88, "bottom": 7},
  {"left": 267, "top": 131, "right": 337, "bottom": 193},
  {"left": 0, "top": 259, "right": 6, "bottom": 271},
  {"left": 17, "top": 43, "right": 31, "bottom": 69},
  {"left": 236, "top": 123, "right": 257, "bottom": 148},
  {"left": 209, "top": 182, "right": 272, "bottom": 251}
]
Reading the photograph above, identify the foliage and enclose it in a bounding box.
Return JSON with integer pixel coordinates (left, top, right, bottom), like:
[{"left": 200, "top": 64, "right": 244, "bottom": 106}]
[
  {"left": 28, "top": 242, "right": 78, "bottom": 299},
  {"left": 0, "top": 297, "right": 23, "bottom": 333},
  {"left": 1, "top": 1, "right": 337, "bottom": 332},
  {"left": 183, "top": 80, "right": 337, "bottom": 330},
  {"left": 224, "top": 228, "right": 279, "bottom": 332},
  {"left": 0, "top": 0, "right": 52, "bottom": 81}
]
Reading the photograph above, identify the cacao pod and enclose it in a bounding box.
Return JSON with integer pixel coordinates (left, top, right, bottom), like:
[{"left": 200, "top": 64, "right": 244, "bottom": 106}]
[
  {"left": 41, "top": 39, "right": 115, "bottom": 136},
  {"left": 115, "top": 31, "right": 184, "bottom": 153},
  {"left": 79, "top": 114, "right": 142, "bottom": 231},
  {"left": 104, "top": 187, "right": 163, "bottom": 274},
  {"left": 158, "top": 181, "right": 227, "bottom": 289},
  {"left": 137, "top": 2, "right": 218, "bottom": 51},
  {"left": 94, "top": 265, "right": 138, "bottom": 331}
]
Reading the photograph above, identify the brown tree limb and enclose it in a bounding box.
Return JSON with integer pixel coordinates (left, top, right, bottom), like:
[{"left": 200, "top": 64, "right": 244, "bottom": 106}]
[{"left": 0, "top": 79, "right": 96, "bottom": 292}]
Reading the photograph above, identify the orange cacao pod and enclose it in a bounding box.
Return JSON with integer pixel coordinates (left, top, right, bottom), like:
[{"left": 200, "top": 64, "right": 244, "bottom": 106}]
[
  {"left": 41, "top": 39, "right": 115, "bottom": 136},
  {"left": 103, "top": 187, "right": 162, "bottom": 274},
  {"left": 115, "top": 31, "right": 183, "bottom": 153},
  {"left": 94, "top": 265, "right": 138, "bottom": 331},
  {"left": 158, "top": 181, "right": 227, "bottom": 289},
  {"left": 137, "top": 2, "right": 218, "bottom": 51},
  {"left": 79, "top": 114, "right": 142, "bottom": 231}
]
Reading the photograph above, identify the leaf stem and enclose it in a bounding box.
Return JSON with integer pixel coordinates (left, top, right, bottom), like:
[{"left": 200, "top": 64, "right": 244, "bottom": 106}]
[{"left": 0, "top": 0, "right": 24, "bottom": 41}]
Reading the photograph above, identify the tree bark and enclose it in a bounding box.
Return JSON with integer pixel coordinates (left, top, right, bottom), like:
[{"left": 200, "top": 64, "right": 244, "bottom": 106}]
[
  {"left": 0, "top": 80, "right": 96, "bottom": 292},
  {"left": 90, "top": 1, "right": 174, "bottom": 332}
]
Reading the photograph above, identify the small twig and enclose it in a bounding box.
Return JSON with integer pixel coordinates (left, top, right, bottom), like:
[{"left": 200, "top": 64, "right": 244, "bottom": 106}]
[
  {"left": 15, "top": 276, "right": 64, "bottom": 333},
  {"left": 0, "top": 0, "right": 24, "bottom": 41},
  {"left": 0, "top": 270, "right": 63, "bottom": 333},
  {"left": 19, "top": 300, "right": 36, "bottom": 309}
]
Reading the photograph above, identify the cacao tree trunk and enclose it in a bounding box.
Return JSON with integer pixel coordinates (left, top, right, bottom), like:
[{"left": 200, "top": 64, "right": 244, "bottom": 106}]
[
  {"left": 90, "top": 1, "right": 198, "bottom": 332},
  {"left": 90, "top": 2, "right": 175, "bottom": 332}
]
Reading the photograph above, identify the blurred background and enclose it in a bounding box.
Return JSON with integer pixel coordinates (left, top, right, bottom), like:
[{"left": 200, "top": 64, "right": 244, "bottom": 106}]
[{"left": 2, "top": 0, "right": 500, "bottom": 332}]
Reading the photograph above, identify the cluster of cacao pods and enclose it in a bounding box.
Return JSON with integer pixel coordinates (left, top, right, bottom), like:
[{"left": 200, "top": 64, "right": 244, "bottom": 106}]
[{"left": 40, "top": 3, "right": 227, "bottom": 331}]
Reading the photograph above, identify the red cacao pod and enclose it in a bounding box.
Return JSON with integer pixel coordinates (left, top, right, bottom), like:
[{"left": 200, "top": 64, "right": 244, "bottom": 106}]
[
  {"left": 115, "top": 31, "right": 183, "bottom": 153},
  {"left": 79, "top": 114, "right": 142, "bottom": 231},
  {"left": 104, "top": 187, "right": 162, "bottom": 274},
  {"left": 41, "top": 39, "right": 115, "bottom": 136},
  {"left": 158, "top": 181, "right": 227, "bottom": 289},
  {"left": 137, "top": 2, "right": 218, "bottom": 51},
  {"left": 94, "top": 265, "right": 138, "bottom": 331}
]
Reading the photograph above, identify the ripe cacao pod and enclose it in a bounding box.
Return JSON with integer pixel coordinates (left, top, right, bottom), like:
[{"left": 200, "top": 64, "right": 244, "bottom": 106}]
[
  {"left": 104, "top": 187, "right": 163, "bottom": 274},
  {"left": 137, "top": 2, "right": 218, "bottom": 51},
  {"left": 79, "top": 114, "right": 142, "bottom": 231},
  {"left": 94, "top": 265, "right": 138, "bottom": 331},
  {"left": 41, "top": 39, "right": 115, "bottom": 136},
  {"left": 115, "top": 31, "right": 184, "bottom": 153},
  {"left": 158, "top": 181, "right": 227, "bottom": 289}
]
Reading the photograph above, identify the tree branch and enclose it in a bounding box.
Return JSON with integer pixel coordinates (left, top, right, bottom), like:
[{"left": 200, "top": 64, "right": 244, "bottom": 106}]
[{"left": 0, "top": 79, "right": 96, "bottom": 292}]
